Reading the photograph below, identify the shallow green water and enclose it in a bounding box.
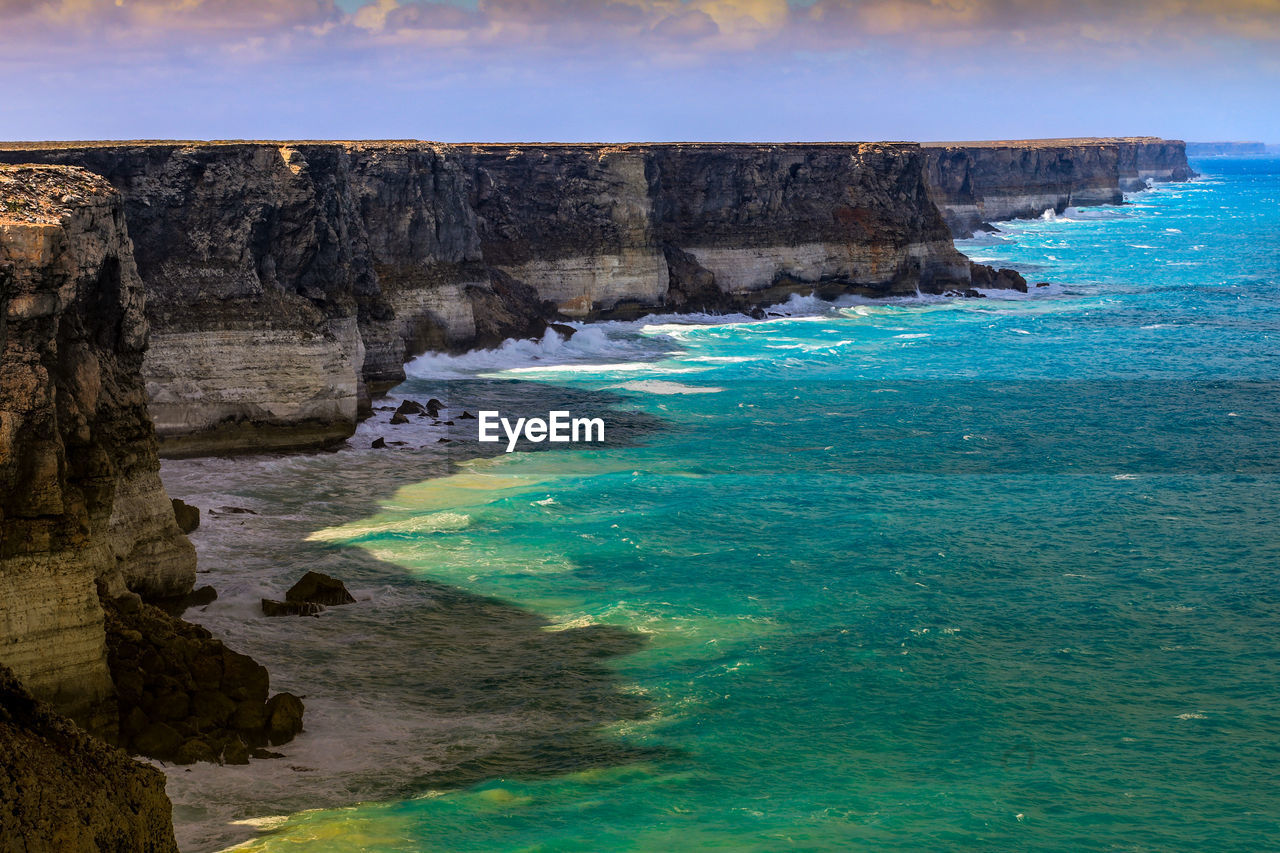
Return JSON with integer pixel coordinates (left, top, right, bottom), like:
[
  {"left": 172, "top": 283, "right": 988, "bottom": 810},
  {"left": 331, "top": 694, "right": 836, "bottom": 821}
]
[{"left": 205, "top": 158, "right": 1280, "bottom": 852}]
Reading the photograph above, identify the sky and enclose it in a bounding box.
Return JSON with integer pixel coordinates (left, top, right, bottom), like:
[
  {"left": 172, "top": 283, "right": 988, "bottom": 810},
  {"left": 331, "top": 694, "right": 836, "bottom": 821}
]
[{"left": 0, "top": 0, "right": 1278, "bottom": 142}]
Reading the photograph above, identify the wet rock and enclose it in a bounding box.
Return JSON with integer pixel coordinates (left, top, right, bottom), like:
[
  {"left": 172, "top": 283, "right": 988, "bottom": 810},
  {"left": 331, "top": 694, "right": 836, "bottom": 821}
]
[
  {"left": 549, "top": 323, "right": 578, "bottom": 340},
  {"left": 426, "top": 398, "right": 444, "bottom": 417},
  {"left": 153, "top": 584, "right": 217, "bottom": 617},
  {"left": 133, "top": 722, "right": 183, "bottom": 760},
  {"left": 390, "top": 413, "right": 409, "bottom": 425},
  {"left": 215, "top": 506, "right": 257, "bottom": 515},
  {"left": 265, "top": 693, "right": 305, "bottom": 746},
  {"left": 460, "top": 411, "right": 476, "bottom": 420},
  {"left": 396, "top": 400, "right": 426, "bottom": 416},
  {"left": 250, "top": 748, "right": 285, "bottom": 760},
  {"left": 1036, "top": 281, "right": 1051, "bottom": 288},
  {"left": 286, "top": 572, "right": 356, "bottom": 607},
  {"left": 261, "top": 599, "right": 325, "bottom": 618},
  {"left": 222, "top": 736, "right": 251, "bottom": 766},
  {"left": 173, "top": 738, "right": 218, "bottom": 766},
  {"left": 371, "top": 437, "right": 387, "bottom": 449},
  {"left": 171, "top": 499, "right": 200, "bottom": 534},
  {"left": 969, "top": 262, "right": 1028, "bottom": 293}
]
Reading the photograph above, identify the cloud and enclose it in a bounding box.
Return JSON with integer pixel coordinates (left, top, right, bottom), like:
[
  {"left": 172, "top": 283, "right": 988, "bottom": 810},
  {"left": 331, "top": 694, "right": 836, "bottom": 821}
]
[{"left": 1, "top": 0, "right": 1278, "bottom": 63}]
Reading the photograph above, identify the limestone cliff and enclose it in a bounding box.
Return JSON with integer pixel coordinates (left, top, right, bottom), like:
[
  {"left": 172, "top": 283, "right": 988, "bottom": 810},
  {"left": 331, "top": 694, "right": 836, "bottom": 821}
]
[
  {"left": 922, "top": 137, "right": 1196, "bottom": 236},
  {"left": 0, "top": 664, "right": 179, "bottom": 853},
  {"left": 0, "top": 141, "right": 983, "bottom": 456},
  {"left": 0, "top": 165, "right": 196, "bottom": 729}
]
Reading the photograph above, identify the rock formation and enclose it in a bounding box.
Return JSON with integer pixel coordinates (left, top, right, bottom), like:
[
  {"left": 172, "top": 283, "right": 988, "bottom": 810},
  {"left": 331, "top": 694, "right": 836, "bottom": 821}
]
[
  {"left": 922, "top": 137, "right": 1196, "bottom": 235},
  {"left": 0, "top": 165, "right": 195, "bottom": 731},
  {"left": 0, "top": 664, "right": 179, "bottom": 853},
  {"left": 0, "top": 141, "right": 987, "bottom": 456},
  {"left": 104, "top": 597, "right": 304, "bottom": 764}
]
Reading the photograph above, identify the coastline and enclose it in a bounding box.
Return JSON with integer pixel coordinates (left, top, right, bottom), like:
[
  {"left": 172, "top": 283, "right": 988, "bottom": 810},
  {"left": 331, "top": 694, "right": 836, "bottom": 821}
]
[{"left": 0, "top": 143, "right": 1197, "bottom": 851}]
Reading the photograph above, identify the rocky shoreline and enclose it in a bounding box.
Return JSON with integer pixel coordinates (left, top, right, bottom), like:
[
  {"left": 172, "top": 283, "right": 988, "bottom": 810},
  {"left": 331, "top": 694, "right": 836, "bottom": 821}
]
[{"left": 0, "top": 138, "right": 1194, "bottom": 850}]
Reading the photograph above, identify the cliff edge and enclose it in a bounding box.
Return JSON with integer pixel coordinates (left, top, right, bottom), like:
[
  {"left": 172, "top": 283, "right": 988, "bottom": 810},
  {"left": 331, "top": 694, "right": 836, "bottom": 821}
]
[
  {"left": 0, "top": 165, "right": 196, "bottom": 727},
  {"left": 922, "top": 137, "right": 1195, "bottom": 235},
  {"left": 0, "top": 141, "right": 979, "bottom": 456}
]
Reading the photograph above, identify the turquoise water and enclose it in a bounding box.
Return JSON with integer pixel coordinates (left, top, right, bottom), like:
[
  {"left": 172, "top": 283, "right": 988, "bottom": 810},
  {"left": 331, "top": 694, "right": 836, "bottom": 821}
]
[{"left": 178, "top": 159, "right": 1280, "bottom": 852}]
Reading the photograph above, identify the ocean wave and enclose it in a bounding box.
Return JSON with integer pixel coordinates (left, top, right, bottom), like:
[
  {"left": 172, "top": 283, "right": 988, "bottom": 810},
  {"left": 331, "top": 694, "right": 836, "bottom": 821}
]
[{"left": 613, "top": 380, "right": 724, "bottom": 395}]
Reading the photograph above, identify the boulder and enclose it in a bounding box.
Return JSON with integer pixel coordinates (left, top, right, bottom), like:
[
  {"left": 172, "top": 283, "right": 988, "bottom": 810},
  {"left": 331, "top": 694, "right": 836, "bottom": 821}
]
[
  {"left": 222, "top": 736, "right": 250, "bottom": 766},
  {"left": 371, "top": 437, "right": 387, "bottom": 449},
  {"left": 173, "top": 738, "right": 218, "bottom": 766},
  {"left": 549, "top": 323, "right": 578, "bottom": 340},
  {"left": 132, "top": 722, "right": 183, "bottom": 760},
  {"left": 171, "top": 499, "right": 200, "bottom": 533},
  {"left": 390, "top": 413, "right": 409, "bottom": 425},
  {"left": 286, "top": 571, "right": 356, "bottom": 607},
  {"left": 264, "top": 693, "right": 305, "bottom": 746},
  {"left": 395, "top": 400, "right": 426, "bottom": 416}
]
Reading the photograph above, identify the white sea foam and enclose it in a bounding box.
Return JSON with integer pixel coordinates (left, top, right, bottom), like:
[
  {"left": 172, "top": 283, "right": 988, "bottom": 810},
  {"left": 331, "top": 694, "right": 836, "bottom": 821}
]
[
  {"left": 614, "top": 380, "right": 723, "bottom": 395},
  {"left": 307, "top": 511, "right": 472, "bottom": 542}
]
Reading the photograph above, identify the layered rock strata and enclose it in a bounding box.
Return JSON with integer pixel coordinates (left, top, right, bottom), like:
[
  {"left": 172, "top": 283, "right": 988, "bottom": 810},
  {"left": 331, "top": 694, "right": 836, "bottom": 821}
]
[
  {"left": 0, "top": 139, "right": 1192, "bottom": 454},
  {"left": 922, "top": 137, "right": 1196, "bottom": 235},
  {"left": 0, "top": 141, "right": 979, "bottom": 456},
  {"left": 0, "top": 166, "right": 196, "bottom": 728}
]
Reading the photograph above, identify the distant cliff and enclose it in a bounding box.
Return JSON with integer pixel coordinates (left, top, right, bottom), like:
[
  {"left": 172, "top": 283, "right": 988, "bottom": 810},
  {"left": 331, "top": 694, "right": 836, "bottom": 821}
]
[
  {"left": 922, "top": 137, "right": 1195, "bottom": 235},
  {"left": 0, "top": 141, "right": 984, "bottom": 456},
  {"left": 1185, "top": 142, "right": 1267, "bottom": 157}
]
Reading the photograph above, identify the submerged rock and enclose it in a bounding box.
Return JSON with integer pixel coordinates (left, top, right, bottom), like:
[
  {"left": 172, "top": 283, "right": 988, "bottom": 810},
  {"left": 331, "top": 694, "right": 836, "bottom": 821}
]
[
  {"left": 549, "top": 323, "right": 578, "bottom": 340},
  {"left": 261, "top": 599, "right": 325, "bottom": 618},
  {"left": 286, "top": 571, "right": 356, "bottom": 607}
]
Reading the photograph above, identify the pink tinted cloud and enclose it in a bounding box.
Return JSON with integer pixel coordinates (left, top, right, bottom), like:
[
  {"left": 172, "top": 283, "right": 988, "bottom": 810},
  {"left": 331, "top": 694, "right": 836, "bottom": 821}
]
[{"left": 1, "top": 0, "right": 1278, "bottom": 59}]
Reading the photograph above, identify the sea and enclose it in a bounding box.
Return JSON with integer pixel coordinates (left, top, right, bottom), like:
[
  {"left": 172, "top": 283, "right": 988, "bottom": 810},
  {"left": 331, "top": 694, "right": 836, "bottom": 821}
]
[{"left": 159, "top": 156, "right": 1280, "bottom": 852}]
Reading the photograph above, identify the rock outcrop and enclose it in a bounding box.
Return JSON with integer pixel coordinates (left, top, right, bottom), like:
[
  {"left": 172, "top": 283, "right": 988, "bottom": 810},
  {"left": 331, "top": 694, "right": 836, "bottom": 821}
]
[
  {"left": 0, "top": 141, "right": 983, "bottom": 456},
  {"left": 0, "top": 664, "right": 179, "bottom": 853},
  {"left": 922, "top": 137, "right": 1196, "bottom": 235},
  {"left": 0, "top": 165, "right": 196, "bottom": 730},
  {"left": 104, "top": 598, "right": 304, "bottom": 765}
]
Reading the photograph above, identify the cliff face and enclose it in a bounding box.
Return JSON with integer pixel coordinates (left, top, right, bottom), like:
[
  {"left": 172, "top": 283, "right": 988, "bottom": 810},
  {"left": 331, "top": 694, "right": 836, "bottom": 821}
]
[
  {"left": 922, "top": 137, "right": 1195, "bottom": 236},
  {"left": 0, "top": 166, "right": 196, "bottom": 727},
  {"left": 0, "top": 664, "right": 178, "bottom": 853},
  {"left": 0, "top": 141, "right": 977, "bottom": 455}
]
